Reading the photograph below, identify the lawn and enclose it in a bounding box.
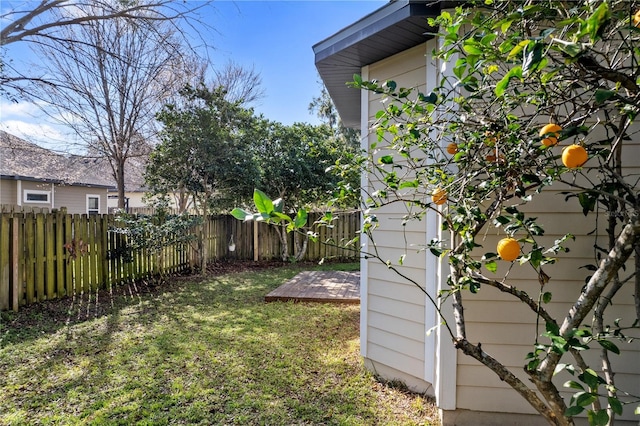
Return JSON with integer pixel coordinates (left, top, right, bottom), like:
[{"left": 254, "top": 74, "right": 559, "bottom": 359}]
[{"left": 0, "top": 261, "right": 438, "bottom": 425}]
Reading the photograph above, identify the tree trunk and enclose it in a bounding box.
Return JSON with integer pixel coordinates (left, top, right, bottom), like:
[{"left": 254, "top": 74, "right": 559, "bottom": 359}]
[
  {"left": 279, "top": 224, "right": 289, "bottom": 261},
  {"left": 115, "top": 159, "right": 126, "bottom": 210}
]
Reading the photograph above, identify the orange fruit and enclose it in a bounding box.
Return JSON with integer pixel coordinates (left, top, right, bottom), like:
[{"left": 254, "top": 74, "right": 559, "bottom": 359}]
[
  {"left": 497, "top": 237, "right": 520, "bottom": 261},
  {"left": 446, "top": 142, "right": 458, "bottom": 155},
  {"left": 539, "top": 123, "right": 562, "bottom": 147},
  {"left": 431, "top": 188, "right": 447, "bottom": 205},
  {"left": 634, "top": 10, "right": 640, "bottom": 27},
  {"left": 562, "top": 144, "right": 588, "bottom": 168}
]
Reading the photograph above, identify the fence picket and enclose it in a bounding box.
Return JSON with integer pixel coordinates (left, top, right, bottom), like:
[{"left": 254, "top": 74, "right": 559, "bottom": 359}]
[
  {"left": 0, "top": 214, "right": 9, "bottom": 310},
  {"left": 45, "top": 214, "right": 55, "bottom": 299}
]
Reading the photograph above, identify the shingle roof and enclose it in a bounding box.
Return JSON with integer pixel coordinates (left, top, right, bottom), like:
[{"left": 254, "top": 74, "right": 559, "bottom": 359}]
[{"left": 0, "top": 130, "right": 114, "bottom": 188}]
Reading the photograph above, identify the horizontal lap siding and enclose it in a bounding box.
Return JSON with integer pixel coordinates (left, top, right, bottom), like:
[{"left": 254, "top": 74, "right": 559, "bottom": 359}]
[
  {"left": 364, "top": 43, "right": 431, "bottom": 383},
  {"left": 0, "top": 180, "right": 16, "bottom": 205}
]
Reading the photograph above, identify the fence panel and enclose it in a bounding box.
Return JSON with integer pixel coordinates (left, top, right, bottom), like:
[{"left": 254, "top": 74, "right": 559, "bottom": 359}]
[{"left": 0, "top": 210, "right": 360, "bottom": 311}]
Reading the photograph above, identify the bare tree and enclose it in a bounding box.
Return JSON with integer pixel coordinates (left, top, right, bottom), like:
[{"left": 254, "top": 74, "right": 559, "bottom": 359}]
[
  {"left": 211, "top": 60, "right": 265, "bottom": 106},
  {"left": 0, "top": 0, "right": 210, "bottom": 97},
  {"left": 28, "top": 3, "right": 195, "bottom": 208}
]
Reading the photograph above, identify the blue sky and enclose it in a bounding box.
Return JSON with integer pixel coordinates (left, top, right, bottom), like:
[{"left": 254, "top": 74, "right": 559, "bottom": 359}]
[
  {"left": 207, "top": 1, "right": 385, "bottom": 123},
  {"left": 0, "top": 1, "right": 386, "bottom": 148}
]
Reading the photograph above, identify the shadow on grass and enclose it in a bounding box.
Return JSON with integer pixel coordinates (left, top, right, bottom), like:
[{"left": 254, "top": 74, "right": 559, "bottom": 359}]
[{"left": 2, "top": 261, "right": 425, "bottom": 425}]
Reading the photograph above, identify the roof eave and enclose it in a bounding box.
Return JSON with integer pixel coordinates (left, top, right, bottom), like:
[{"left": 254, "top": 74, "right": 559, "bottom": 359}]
[{"left": 313, "top": 0, "right": 445, "bottom": 129}]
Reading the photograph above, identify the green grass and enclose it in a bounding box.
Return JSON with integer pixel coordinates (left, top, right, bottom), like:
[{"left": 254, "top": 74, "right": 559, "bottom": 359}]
[{"left": 0, "top": 261, "right": 438, "bottom": 425}]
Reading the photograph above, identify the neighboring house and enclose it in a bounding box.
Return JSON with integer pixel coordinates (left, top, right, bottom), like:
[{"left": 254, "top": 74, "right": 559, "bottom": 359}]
[
  {"left": 0, "top": 131, "right": 113, "bottom": 214},
  {"left": 314, "top": 1, "right": 639, "bottom": 425},
  {"left": 88, "top": 156, "right": 149, "bottom": 212}
]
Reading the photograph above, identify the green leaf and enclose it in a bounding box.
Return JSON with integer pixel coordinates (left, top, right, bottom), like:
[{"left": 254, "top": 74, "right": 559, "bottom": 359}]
[
  {"left": 253, "top": 189, "right": 274, "bottom": 215},
  {"left": 584, "top": 2, "right": 610, "bottom": 42},
  {"left": 587, "top": 409, "right": 609, "bottom": 426},
  {"left": 608, "top": 397, "right": 623, "bottom": 415},
  {"left": 555, "top": 41, "right": 582, "bottom": 58},
  {"left": 507, "top": 40, "right": 531, "bottom": 60},
  {"left": 530, "top": 248, "right": 543, "bottom": 268},
  {"left": 597, "top": 339, "right": 620, "bottom": 355},
  {"left": 273, "top": 198, "right": 284, "bottom": 214},
  {"left": 580, "top": 369, "right": 601, "bottom": 389},
  {"left": 399, "top": 180, "right": 419, "bottom": 189},
  {"left": 565, "top": 405, "right": 584, "bottom": 416},
  {"left": 564, "top": 380, "right": 585, "bottom": 391},
  {"left": 353, "top": 74, "right": 363, "bottom": 85},
  {"left": 293, "top": 209, "right": 308, "bottom": 229},
  {"left": 463, "top": 42, "right": 483, "bottom": 55},
  {"left": 522, "top": 41, "right": 544, "bottom": 76},
  {"left": 495, "top": 66, "right": 522, "bottom": 97},
  {"left": 230, "top": 208, "right": 250, "bottom": 221},
  {"left": 379, "top": 155, "right": 394, "bottom": 164},
  {"left": 594, "top": 89, "right": 616, "bottom": 104},
  {"left": 546, "top": 321, "right": 560, "bottom": 336},
  {"left": 485, "top": 260, "right": 497, "bottom": 273},
  {"left": 420, "top": 91, "right": 438, "bottom": 104},
  {"left": 578, "top": 192, "right": 597, "bottom": 216},
  {"left": 575, "top": 392, "right": 597, "bottom": 407}
]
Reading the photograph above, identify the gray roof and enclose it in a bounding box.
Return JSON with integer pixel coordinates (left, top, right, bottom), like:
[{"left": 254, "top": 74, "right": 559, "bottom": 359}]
[
  {"left": 0, "top": 130, "right": 114, "bottom": 189},
  {"left": 313, "top": 0, "right": 447, "bottom": 128}
]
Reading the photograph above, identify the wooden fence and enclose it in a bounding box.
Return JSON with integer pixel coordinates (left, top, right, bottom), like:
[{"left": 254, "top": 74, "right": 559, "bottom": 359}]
[{"left": 0, "top": 211, "right": 360, "bottom": 312}]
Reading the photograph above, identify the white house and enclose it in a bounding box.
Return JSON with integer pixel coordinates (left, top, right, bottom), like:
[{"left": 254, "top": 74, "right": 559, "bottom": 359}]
[{"left": 314, "top": 1, "right": 640, "bottom": 424}]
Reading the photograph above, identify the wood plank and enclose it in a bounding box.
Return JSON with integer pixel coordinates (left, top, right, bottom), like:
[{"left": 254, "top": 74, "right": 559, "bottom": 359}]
[
  {"left": 35, "top": 213, "right": 46, "bottom": 301},
  {"left": 0, "top": 214, "right": 9, "bottom": 310},
  {"left": 12, "top": 216, "right": 20, "bottom": 311},
  {"left": 25, "top": 213, "right": 35, "bottom": 304},
  {"left": 64, "top": 214, "right": 73, "bottom": 297},
  {"left": 55, "top": 211, "right": 65, "bottom": 297},
  {"left": 45, "top": 213, "right": 55, "bottom": 300},
  {"left": 265, "top": 271, "right": 360, "bottom": 304},
  {"left": 88, "top": 215, "right": 98, "bottom": 290}
]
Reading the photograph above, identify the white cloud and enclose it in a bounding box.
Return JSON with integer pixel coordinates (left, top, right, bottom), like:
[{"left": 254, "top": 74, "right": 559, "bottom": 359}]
[
  {"left": 0, "top": 100, "right": 42, "bottom": 119},
  {"left": 0, "top": 119, "right": 79, "bottom": 153}
]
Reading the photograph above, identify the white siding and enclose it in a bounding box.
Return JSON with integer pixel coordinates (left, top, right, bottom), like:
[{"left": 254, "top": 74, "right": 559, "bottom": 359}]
[{"left": 362, "top": 43, "right": 436, "bottom": 391}]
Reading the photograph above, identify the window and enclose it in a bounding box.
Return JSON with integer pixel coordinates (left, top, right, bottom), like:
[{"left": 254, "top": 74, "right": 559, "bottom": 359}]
[
  {"left": 87, "top": 195, "right": 100, "bottom": 215},
  {"left": 24, "top": 190, "right": 50, "bottom": 204}
]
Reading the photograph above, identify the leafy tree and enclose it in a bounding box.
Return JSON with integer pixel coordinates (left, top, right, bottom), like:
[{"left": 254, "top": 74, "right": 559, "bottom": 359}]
[
  {"left": 253, "top": 120, "right": 357, "bottom": 260},
  {"left": 239, "top": 1, "right": 640, "bottom": 424},
  {"left": 147, "top": 84, "right": 260, "bottom": 271}
]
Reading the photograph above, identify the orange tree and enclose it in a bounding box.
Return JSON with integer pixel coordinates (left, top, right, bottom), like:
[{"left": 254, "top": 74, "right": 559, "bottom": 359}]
[
  {"left": 349, "top": 1, "right": 639, "bottom": 424},
  {"left": 235, "top": 1, "right": 640, "bottom": 424}
]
